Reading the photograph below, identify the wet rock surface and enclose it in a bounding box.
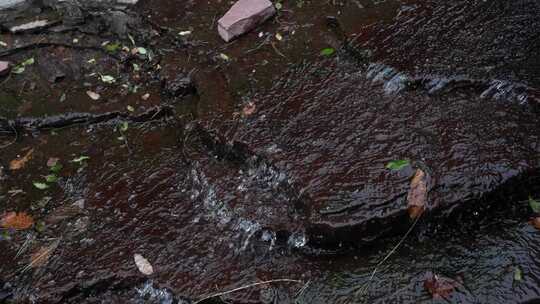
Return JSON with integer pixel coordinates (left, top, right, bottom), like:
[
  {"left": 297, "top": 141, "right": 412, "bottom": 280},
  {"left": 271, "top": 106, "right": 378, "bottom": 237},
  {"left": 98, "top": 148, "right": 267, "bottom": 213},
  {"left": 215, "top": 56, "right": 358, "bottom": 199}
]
[{"left": 0, "top": 0, "right": 539, "bottom": 303}]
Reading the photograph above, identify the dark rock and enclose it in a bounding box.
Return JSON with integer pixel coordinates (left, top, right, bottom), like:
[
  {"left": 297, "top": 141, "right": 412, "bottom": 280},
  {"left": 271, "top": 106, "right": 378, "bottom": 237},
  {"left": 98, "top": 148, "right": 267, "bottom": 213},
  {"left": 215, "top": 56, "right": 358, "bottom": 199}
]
[{"left": 163, "top": 75, "right": 197, "bottom": 98}]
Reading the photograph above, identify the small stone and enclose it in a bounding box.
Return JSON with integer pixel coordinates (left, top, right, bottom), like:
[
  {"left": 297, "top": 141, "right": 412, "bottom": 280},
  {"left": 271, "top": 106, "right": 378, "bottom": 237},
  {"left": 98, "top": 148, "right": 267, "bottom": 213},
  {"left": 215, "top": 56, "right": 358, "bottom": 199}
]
[
  {"left": 218, "top": 0, "right": 276, "bottom": 42},
  {"left": 0, "top": 61, "right": 11, "bottom": 77}
]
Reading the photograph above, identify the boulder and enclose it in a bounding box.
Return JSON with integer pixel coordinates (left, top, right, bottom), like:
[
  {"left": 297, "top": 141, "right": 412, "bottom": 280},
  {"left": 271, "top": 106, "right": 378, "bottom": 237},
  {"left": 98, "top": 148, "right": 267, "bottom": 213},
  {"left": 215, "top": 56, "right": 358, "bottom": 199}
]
[{"left": 218, "top": 0, "right": 276, "bottom": 42}]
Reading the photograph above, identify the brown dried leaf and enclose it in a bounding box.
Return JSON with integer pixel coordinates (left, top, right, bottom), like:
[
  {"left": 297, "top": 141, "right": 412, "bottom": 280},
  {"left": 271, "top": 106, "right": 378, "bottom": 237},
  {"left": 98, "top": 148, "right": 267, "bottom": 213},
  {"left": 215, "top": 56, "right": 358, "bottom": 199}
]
[
  {"left": 9, "top": 148, "right": 34, "bottom": 170},
  {"left": 531, "top": 217, "right": 540, "bottom": 230},
  {"left": 27, "top": 240, "right": 60, "bottom": 270},
  {"left": 424, "top": 272, "right": 458, "bottom": 299},
  {"left": 1, "top": 212, "right": 34, "bottom": 230},
  {"left": 407, "top": 169, "right": 428, "bottom": 219},
  {"left": 44, "top": 205, "right": 83, "bottom": 225},
  {"left": 242, "top": 102, "right": 256, "bottom": 117}
]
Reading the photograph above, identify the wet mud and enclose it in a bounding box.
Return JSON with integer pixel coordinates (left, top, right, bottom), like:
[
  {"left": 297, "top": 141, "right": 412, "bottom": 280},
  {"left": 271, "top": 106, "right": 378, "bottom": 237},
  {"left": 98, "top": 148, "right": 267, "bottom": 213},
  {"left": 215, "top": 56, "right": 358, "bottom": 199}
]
[{"left": 0, "top": 0, "right": 539, "bottom": 303}]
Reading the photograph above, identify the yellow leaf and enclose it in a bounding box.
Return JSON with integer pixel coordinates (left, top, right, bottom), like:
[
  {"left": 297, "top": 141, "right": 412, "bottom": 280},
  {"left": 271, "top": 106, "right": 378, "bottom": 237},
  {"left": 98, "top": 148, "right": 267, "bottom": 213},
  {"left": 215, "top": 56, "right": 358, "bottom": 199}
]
[{"left": 9, "top": 148, "right": 34, "bottom": 170}]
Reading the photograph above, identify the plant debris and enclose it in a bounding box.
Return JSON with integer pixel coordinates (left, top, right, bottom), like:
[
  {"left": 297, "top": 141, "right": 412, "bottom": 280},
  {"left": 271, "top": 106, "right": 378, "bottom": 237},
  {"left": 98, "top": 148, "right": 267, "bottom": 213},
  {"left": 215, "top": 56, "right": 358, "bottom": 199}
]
[
  {"left": 9, "top": 148, "right": 34, "bottom": 170},
  {"left": 407, "top": 169, "right": 428, "bottom": 219},
  {"left": 1, "top": 212, "right": 34, "bottom": 230},
  {"left": 134, "top": 253, "right": 154, "bottom": 275}
]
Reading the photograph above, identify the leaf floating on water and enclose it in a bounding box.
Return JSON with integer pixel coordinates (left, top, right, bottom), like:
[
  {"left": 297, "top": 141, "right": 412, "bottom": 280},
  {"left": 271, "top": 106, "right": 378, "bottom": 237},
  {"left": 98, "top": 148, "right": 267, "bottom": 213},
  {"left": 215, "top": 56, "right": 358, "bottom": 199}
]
[
  {"left": 424, "top": 272, "right": 457, "bottom": 299},
  {"left": 529, "top": 196, "right": 540, "bottom": 214},
  {"left": 9, "top": 148, "right": 34, "bottom": 170},
  {"left": 386, "top": 159, "right": 410, "bottom": 170},
  {"left": 134, "top": 253, "right": 154, "bottom": 275},
  {"left": 1, "top": 212, "right": 34, "bottom": 230},
  {"left": 407, "top": 169, "right": 428, "bottom": 219},
  {"left": 514, "top": 266, "right": 523, "bottom": 282},
  {"left": 86, "top": 90, "right": 101, "bottom": 100},
  {"left": 320, "top": 47, "right": 335, "bottom": 57}
]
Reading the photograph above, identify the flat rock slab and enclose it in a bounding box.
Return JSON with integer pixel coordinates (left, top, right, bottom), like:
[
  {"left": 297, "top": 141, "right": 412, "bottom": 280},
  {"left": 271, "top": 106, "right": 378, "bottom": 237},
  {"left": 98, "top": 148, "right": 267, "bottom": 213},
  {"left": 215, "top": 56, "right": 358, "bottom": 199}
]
[
  {"left": 229, "top": 58, "right": 540, "bottom": 246},
  {"left": 218, "top": 0, "right": 276, "bottom": 42}
]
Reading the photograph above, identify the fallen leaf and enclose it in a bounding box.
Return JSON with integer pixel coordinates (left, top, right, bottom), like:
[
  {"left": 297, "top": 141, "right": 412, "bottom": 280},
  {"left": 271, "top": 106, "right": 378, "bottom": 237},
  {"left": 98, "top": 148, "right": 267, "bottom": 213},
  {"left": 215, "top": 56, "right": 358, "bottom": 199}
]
[
  {"left": 9, "top": 148, "right": 34, "bottom": 170},
  {"left": 530, "top": 217, "right": 540, "bottom": 229},
  {"left": 100, "top": 75, "right": 116, "bottom": 84},
  {"left": 25, "top": 240, "right": 60, "bottom": 271},
  {"left": 514, "top": 266, "right": 523, "bottom": 282},
  {"left": 407, "top": 169, "right": 428, "bottom": 219},
  {"left": 44, "top": 205, "right": 83, "bottom": 225},
  {"left": 134, "top": 253, "right": 154, "bottom": 275},
  {"left": 219, "top": 53, "right": 230, "bottom": 61},
  {"left": 71, "top": 156, "right": 90, "bottom": 163},
  {"left": 33, "top": 182, "right": 49, "bottom": 190},
  {"left": 320, "top": 47, "right": 335, "bottom": 57},
  {"left": 424, "top": 272, "right": 458, "bottom": 299},
  {"left": 86, "top": 90, "right": 101, "bottom": 100},
  {"left": 44, "top": 174, "right": 58, "bottom": 183},
  {"left": 178, "top": 30, "right": 192, "bottom": 36},
  {"left": 386, "top": 159, "right": 410, "bottom": 170},
  {"left": 242, "top": 102, "right": 256, "bottom": 116},
  {"left": 1, "top": 212, "right": 34, "bottom": 229},
  {"left": 141, "top": 93, "right": 150, "bottom": 100},
  {"left": 529, "top": 196, "right": 540, "bottom": 214},
  {"left": 275, "top": 33, "right": 283, "bottom": 41},
  {"left": 126, "top": 105, "right": 135, "bottom": 112}
]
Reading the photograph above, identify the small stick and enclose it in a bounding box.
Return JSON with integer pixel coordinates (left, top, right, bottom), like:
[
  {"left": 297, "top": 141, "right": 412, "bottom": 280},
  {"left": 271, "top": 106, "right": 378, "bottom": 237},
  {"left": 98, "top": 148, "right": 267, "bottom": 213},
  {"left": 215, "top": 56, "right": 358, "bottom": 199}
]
[{"left": 193, "top": 279, "right": 303, "bottom": 304}]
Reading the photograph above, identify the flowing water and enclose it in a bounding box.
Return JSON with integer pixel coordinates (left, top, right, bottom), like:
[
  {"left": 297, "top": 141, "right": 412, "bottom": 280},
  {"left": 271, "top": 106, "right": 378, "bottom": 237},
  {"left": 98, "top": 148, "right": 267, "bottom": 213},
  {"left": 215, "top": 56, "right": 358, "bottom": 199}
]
[{"left": 0, "top": 0, "right": 539, "bottom": 303}]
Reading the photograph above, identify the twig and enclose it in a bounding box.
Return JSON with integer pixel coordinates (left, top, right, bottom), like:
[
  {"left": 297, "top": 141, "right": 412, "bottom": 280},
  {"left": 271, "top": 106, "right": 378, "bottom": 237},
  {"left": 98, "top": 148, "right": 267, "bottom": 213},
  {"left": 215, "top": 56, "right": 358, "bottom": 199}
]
[
  {"left": 193, "top": 279, "right": 303, "bottom": 304},
  {"left": 355, "top": 214, "right": 422, "bottom": 297},
  {"left": 0, "top": 123, "right": 18, "bottom": 149},
  {"left": 270, "top": 42, "right": 286, "bottom": 58},
  {"left": 0, "top": 42, "right": 120, "bottom": 59}
]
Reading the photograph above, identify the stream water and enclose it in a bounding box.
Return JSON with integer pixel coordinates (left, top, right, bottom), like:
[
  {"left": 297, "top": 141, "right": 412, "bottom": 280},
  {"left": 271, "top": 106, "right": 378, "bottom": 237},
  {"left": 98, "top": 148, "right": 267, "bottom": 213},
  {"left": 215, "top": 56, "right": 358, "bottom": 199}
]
[{"left": 0, "top": 0, "right": 539, "bottom": 303}]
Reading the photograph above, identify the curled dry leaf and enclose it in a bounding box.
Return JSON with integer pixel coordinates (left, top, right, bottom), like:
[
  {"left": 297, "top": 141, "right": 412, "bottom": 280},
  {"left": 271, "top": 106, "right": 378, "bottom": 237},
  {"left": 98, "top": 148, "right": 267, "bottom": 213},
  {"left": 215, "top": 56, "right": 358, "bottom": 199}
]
[
  {"left": 134, "top": 253, "right": 154, "bottom": 275},
  {"left": 424, "top": 272, "right": 459, "bottom": 299},
  {"left": 1, "top": 212, "right": 34, "bottom": 229},
  {"left": 86, "top": 90, "right": 101, "bottom": 100},
  {"left": 530, "top": 217, "right": 540, "bottom": 230},
  {"left": 407, "top": 169, "right": 428, "bottom": 219},
  {"left": 9, "top": 148, "right": 34, "bottom": 170},
  {"left": 242, "top": 102, "right": 256, "bottom": 117}
]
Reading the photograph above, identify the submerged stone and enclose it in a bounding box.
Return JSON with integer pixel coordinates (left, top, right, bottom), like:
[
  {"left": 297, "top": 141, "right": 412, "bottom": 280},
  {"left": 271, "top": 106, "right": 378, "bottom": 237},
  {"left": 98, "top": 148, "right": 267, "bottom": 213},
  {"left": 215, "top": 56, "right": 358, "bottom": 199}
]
[{"left": 218, "top": 0, "right": 276, "bottom": 42}]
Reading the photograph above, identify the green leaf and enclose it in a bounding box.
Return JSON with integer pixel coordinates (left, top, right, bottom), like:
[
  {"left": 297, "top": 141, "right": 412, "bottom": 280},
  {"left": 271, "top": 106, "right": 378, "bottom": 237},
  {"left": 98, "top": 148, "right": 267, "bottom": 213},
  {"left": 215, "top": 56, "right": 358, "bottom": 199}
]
[
  {"left": 11, "top": 66, "right": 25, "bottom": 74},
  {"left": 104, "top": 42, "right": 121, "bottom": 53},
  {"left": 49, "top": 163, "right": 63, "bottom": 173},
  {"left": 529, "top": 196, "right": 540, "bottom": 213},
  {"left": 44, "top": 174, "right": 58, "bottom": 183},
  {"left": 21, "top": 57, "right": 34, "bottom": 66},
  {"left": 71, "top": 156, "right": 90, "bottom": 163},
  {"left": 386, "top": 159, "right": 410, "bottom": 170},
  {"left": 514, "top": 267, "right": 522, "bottom": 282},
  {"left": 320, "top": 48, "right": 335, "bottom": 57},
  {"left": 33, "top": 182, "right": 49, "bottom": 190},
  {"left": 136, "top": 47, "right": 147, "bottom": 55},
  {"left": 120, "top": 121, "right": 129, "bottom": 132},
  {"left": 275, "top": 2, "right": 282, "bottom": 9}
]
